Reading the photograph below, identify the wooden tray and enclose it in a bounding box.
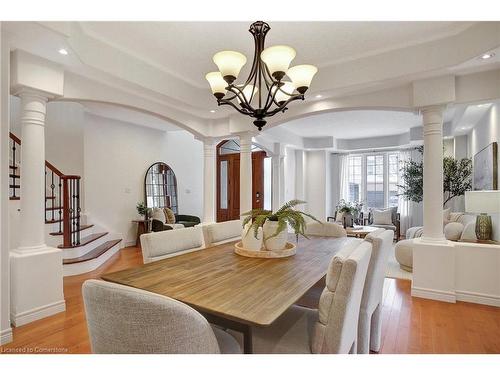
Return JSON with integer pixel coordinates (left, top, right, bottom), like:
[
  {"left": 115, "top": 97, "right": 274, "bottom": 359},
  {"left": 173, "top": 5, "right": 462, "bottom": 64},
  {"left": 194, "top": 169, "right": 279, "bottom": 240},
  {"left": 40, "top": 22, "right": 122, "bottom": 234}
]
[{"left": 234, "top": 241, "right": 297, "bottom": 258}]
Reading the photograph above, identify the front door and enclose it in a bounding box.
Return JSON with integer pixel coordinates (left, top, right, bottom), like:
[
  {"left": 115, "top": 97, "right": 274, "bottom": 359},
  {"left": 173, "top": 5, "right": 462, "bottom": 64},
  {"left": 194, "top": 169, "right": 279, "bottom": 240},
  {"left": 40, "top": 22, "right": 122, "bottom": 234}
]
[{"left": 216, "top": 140, "right": 266, "bottom": 222}]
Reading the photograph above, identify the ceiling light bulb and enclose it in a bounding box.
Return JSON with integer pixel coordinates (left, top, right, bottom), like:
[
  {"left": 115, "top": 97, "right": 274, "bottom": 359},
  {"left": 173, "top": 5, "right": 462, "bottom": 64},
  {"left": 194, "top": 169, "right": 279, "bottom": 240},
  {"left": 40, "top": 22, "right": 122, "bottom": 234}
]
[
  {"left": 480, "top": 52, "right": 495, "bottom": 60},
  {"left": 271, "top": 81, "right": 295, "bottom": 104},
  {"left": 315, "top": 94, "right": 323, "bottom": 98},
  {"left": 210, "top": 110, "right": 216, "bottom": 113},
  {"left": 287, "top": 64, "right": 318, "bottom": 94},
  {"left": 261, "top": 45, "right": 296, "bottom": 81},
  {"left": 213, "top": 51, "right": 247, "bottom": 84},
  {"left": 58, "top": 48, "right": 68, "bottom": 55},
  {"left": 205, "top": 72, "right": 227, "bottom": 100}
]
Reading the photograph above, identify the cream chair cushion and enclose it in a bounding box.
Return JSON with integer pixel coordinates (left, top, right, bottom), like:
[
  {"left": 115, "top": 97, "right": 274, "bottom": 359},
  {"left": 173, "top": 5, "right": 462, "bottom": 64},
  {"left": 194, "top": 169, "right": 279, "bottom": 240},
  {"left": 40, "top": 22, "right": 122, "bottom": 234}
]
[
  {"left": 140, "top": 226, "right": 205, "bottom": 264},
  {"left": 305, "top": 222, "right": 347, "bottom": 237},
  {"left": 372, "top": 209, "right": 393, "bottom": 225},
  {"left": 444, "top": 222, "right": 464, "bottom": 241},
  {"left": 82, "top": 280, "right": 241, "bottom": 354},
  {"left": 395, "top": 239, "right": 413, "bottom": 271},
  {"left": 203, "top": 220, "right": 242, "bottom": 247}
]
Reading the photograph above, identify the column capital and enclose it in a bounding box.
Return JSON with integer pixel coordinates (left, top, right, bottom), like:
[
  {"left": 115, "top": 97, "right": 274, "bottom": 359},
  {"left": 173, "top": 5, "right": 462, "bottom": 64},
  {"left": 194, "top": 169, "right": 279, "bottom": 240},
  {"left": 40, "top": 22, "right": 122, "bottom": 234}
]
[
  {"left": 12, "top": 87, "right": 50, "bottom": 103},
  {"left": 419, "top": 105, "right": 445, "bottom": 118}
]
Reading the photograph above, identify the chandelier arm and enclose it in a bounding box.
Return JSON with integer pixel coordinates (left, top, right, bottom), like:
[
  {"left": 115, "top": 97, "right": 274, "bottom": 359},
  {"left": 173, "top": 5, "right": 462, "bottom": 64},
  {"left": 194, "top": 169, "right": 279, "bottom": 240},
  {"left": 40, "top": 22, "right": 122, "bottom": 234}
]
[
  {"left": 218, "top": 99, "right": 253, "bottom": 116},
  {"left": 228, "top": 85, "right": 256, "bottom": 113},
  {"left": 265, "top": 94, "right": 304, "bottom": 117},
  {"left": 262, "top": 81, "right": 280, "bottom": 112}
]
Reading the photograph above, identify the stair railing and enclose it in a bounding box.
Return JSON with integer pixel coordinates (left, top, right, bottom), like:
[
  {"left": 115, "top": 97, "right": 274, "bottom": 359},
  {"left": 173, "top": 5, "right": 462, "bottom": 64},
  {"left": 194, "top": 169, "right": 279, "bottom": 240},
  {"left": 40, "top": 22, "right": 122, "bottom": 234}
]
[{"left": 9, "top": 132, "right": 81, "bottom": 247}]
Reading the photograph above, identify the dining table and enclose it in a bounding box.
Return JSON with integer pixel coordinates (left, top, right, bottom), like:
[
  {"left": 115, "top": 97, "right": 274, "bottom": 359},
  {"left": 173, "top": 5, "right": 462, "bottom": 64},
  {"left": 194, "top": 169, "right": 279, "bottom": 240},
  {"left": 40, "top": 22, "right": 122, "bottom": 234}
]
[{"left": 101, "top": 234, "right": 356, "bottom": 353}]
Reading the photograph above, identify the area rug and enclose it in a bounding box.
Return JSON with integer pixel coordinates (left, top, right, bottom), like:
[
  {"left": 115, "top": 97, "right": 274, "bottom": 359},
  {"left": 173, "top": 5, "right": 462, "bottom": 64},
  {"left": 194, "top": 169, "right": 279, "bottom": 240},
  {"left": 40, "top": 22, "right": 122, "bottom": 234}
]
[{"left": 385, "top": 244, "right": 412, "bottom": 281}]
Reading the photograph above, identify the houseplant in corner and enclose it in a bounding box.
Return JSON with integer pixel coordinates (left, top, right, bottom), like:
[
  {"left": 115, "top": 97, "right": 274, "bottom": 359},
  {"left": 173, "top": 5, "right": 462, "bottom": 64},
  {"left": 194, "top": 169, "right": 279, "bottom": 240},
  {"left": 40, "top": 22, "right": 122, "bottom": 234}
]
[
  {"left": 136, "top": 202, "right": 150, "bottom": 220},
  {"left": 242, "top": 200, "right": 321, "bottom": 251}
]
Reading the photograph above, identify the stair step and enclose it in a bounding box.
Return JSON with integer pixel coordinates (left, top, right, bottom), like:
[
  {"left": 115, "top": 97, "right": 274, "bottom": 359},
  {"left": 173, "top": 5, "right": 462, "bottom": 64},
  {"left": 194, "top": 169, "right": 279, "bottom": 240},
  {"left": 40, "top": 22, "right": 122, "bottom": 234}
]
[
  {"left": 46, "top": 206, "right": 63, "bottom": 211},
  {"left": 58, "top": 232, "right": 108, "bottom": 249},
  {"left": 63, "top": 239, "right": 122, "bottom": 264},
  {"left": 9, "top": 184, "right": 20, "bottom": 188},
  {"left": 9, "top": 174, "right": 20, "bottom": 179},
  {"left": 9, "top": 197, "right": 20, "bottom": 200},
  {"left": 50, "top": 224, "right": 94, "bottom": 236},
  {"left": 46, "top": 196, "right": 56, "bottom": 200},
  {"left": 9, "top": 165, "right": 18, "bottom": 170}
]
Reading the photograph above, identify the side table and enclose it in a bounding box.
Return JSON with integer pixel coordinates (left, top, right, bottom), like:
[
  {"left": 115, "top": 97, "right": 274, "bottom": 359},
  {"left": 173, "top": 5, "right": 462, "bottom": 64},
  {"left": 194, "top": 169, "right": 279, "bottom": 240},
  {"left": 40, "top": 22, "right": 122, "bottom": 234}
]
[{"left": 132, "top": 219, "right": 150, "bottom": 247}]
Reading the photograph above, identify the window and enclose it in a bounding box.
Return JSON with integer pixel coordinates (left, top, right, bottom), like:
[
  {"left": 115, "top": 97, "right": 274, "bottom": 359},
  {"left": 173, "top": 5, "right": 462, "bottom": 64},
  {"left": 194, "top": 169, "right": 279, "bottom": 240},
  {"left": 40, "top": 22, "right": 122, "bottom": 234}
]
[
  {"left": 366, "top": 155, "right": 384, "bottom": 208},
  {"left": 348, "top": 156, "right": 362, "bottom": 202},
  {"left": 345, "top": 152, "right": 401, "bottom": 209}
]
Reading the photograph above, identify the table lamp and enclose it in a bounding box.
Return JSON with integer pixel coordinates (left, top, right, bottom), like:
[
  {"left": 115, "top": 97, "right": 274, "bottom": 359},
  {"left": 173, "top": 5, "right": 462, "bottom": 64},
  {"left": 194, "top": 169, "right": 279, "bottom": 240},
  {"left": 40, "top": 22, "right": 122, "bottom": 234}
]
[{"left": 465, "top": 190, "right": 500, "bottom": 241}]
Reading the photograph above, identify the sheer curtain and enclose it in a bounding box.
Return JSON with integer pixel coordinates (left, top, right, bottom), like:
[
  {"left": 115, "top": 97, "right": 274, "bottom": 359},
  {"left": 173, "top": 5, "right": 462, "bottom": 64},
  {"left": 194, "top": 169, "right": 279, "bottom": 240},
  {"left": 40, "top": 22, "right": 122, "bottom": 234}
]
[
  {"left": 398, "top": 149, "right": 412, "bottom": 236},
  {"left": 338, "top": 154, "right": 349, "bottom": 202}
]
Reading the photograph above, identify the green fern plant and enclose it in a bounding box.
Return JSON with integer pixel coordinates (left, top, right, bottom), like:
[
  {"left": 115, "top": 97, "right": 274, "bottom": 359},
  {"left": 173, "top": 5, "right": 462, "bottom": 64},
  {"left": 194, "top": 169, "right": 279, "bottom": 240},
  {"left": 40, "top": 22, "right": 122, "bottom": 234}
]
[{"left": 242, "top": 199, "right": 321, "bottom": 240}]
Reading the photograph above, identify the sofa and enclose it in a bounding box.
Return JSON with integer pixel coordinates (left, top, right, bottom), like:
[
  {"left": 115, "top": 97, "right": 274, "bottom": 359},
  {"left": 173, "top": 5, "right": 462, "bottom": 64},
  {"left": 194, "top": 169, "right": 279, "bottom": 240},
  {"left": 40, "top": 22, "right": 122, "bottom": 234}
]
[
  {"left": 394, "top": 211, "right": 477, "bottom": 271},
  {"left": 150, "top": 207, "right": 200, "bottom": 232}
]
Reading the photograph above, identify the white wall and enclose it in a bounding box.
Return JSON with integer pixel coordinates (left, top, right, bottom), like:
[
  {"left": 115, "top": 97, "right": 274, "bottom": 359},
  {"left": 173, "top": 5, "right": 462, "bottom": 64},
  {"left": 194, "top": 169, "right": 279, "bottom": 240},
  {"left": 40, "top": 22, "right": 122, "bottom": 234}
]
[
  {"left": 84, "top": 113, "right": 203, "bottom": 245},
  {"left": 305, "top": 150, "right": 328, "bottom": 221},
  {"left": 468, "top": 102, "right": 500, "bottom": 240}
]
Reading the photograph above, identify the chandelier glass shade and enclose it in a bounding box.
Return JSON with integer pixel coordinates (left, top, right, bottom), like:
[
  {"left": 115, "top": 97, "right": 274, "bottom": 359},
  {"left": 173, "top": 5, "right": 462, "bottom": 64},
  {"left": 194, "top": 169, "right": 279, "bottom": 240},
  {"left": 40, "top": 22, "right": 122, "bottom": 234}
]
[{"left": 205, "top": 21, "right": 318, "bottom": 130}]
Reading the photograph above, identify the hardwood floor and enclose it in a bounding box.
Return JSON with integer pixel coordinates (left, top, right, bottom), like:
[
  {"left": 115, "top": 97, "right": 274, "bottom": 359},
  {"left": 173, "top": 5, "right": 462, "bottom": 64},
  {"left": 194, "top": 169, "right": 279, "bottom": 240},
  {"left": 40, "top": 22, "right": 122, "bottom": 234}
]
[{"left": 1, "top": 245, "right": 499, "bottom": 354}]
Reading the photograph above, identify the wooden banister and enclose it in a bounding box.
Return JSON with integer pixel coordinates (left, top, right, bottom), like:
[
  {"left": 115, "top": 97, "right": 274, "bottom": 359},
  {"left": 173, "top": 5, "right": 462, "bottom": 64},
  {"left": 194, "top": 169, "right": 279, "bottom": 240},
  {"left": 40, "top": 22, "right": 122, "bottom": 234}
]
[{"left": 9, "top": 132, "right": 21, "bottom": 145}]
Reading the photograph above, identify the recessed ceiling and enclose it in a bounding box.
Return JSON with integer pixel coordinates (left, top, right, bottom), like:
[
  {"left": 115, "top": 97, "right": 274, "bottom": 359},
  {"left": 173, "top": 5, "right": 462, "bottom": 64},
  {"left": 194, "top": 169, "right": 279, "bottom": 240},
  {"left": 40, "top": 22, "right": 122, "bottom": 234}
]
[
  {"left": 278, "top": 109, "right": 456, "bottom": 139},
  {"left": 81, "top": 21, "right": 474, "bottom": 88}
]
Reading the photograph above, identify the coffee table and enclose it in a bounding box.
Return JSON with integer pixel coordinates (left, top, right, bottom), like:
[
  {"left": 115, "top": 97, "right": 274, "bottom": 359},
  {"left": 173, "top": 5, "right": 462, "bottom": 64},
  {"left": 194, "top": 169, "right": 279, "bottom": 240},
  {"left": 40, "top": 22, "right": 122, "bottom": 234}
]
[{"left": 346, "top": 225, "right": 379, "bottom": 238}]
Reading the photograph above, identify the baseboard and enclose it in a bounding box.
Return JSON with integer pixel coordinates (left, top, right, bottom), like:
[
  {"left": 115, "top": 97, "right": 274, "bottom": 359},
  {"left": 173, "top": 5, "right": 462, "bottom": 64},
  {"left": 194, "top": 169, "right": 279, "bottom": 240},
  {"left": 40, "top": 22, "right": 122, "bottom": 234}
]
[
  {"left": 11, "top": 300, "right": 66, "bottom": 327},
  {"left": 0, "top": 327, "right": 13, "bottom": 345},
  {"left": 123, "top": 240, "right": 136, "bottom": 247},
  {"left": 411, "top": 286, "right": 456, "bottom": 303},
  {"left": 456, "top": 290, "right": 500, "bottom": 307}
]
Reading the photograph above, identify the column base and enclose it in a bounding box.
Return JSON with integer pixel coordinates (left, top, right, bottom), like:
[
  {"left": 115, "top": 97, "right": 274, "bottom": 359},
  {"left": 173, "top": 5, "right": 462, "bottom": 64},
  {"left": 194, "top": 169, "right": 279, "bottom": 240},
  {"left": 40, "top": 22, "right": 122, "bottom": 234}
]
[
  {"left": 10, "top": 246, "right": 66, "bottom": 327},
  {"left": 0, "top": 328, "right": 13, "bottom": 345}
]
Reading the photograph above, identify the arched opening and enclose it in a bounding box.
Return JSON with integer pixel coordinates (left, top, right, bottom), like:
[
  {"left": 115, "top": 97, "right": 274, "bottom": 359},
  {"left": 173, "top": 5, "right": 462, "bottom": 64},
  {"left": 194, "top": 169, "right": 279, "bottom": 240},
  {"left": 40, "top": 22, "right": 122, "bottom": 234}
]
[{"left": 216, "top": 140, "right": 271, "bottom": 222}]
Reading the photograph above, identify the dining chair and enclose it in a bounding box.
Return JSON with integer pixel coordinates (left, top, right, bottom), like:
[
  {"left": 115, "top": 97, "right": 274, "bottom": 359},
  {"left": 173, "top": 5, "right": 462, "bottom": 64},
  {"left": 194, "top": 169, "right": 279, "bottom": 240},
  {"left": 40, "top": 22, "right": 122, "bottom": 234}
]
[
  {"left": 357, "top": 228, "right": 394, "bottom": 353},
  {"left": 305, "top": 221, "right": 347, "bottom": 237},
  {"left": 248, "top": 240, "right": 372, "bottom": 354},
  {"left": 140, "top": 226, "right": 205, "bottom": 263},
  {"left": 202, "top": 219, "right": 242, "bottom": 247},
  {"left": 82, "top": 280, "right": 241, "bottom": 354}
]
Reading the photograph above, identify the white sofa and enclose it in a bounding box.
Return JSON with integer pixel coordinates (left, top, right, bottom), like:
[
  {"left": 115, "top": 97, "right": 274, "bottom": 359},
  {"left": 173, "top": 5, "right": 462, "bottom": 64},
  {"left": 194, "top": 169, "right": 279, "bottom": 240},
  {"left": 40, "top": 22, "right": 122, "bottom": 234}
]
[
  {"left": 140, "top": 226, "right": 205, "bottom": 264},
  {"left": 202, "top": 220, "right": 242, "bottom": 247}
]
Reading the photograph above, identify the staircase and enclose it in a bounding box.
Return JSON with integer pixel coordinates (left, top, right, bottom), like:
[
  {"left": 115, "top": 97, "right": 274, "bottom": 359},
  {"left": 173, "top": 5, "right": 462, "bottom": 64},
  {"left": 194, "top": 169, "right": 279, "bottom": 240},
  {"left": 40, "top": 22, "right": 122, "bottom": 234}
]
[{"left": 9, "top": 132, "right": 122, "bottom": 276}]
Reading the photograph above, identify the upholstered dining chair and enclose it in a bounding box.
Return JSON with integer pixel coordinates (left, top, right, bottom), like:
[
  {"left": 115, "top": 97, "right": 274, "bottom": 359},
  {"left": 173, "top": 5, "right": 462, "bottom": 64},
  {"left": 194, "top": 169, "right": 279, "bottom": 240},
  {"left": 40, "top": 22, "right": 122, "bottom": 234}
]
[
  {"left": 247, "top": 240, "right": 372, "bottom": 354},
  {"left": 357, "top": 228, "right": 394, "bottom": 354},
  {"left": 201, "top": 219, "right": 242, "bottom": 247},
  {"left": 304, "top": 221, "right": 347, "bottom": 237},
  {"left": 82, "top": 280, "right": 241, "bottom": 354}
]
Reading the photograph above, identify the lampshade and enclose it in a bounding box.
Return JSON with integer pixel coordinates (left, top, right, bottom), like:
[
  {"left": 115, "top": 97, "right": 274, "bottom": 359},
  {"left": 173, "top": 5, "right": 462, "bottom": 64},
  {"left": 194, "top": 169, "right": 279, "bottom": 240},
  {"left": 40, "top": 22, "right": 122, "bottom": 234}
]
[
  {"left": 205, "top": 72, "right": 227, "bottom": 99},
  {"left": 287, "top": 64, "right": 318, "bottom": 94},
  {"left": 272, "top": 81, "right": 295, "bottom": 104},
  {"left": 237, "top": 85, "right": 258, "bottom": 104},
  {"left": 465, "top": 190, "right": 500, "bottom": 214},
  {"left": 260, "top": 45, "right": 296, "bottom": 80},
  {"left": 213, "top": 51, "right": 247, "bottom": 83}
]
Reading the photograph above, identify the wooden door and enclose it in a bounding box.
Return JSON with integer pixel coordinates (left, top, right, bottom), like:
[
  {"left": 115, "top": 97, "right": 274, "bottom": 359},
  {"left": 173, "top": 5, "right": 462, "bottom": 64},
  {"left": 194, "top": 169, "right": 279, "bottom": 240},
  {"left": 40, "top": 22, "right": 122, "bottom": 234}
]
[{"left": 216, "top": 145, "right": 267, "bottom": 222}]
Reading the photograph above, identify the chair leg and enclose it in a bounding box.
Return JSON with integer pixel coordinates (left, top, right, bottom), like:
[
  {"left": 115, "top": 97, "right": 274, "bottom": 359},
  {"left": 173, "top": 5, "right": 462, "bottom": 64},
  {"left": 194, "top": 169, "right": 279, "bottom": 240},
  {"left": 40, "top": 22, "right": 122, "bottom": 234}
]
[
  {"left": 357, "top": 310, "right": 371, "bottom": 354},
  {"left": 369, "top": 304, "right": 382, "bottom": 352}
]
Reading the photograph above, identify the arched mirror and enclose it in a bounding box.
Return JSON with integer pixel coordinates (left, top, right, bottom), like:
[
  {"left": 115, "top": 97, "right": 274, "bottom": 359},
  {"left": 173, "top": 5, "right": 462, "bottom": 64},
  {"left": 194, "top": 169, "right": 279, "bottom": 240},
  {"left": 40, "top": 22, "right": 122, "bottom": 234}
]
[{"left": 144, "top": 162, "right": 178, "bottom": 214}]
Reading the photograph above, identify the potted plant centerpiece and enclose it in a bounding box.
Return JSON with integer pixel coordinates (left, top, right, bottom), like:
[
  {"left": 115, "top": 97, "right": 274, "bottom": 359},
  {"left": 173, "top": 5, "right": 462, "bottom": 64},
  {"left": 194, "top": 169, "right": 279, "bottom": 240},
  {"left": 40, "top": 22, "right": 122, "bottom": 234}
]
[
  {"left": 242, "top": 200, "right": 320, "bottom": 251},
  {"left": 336, "top": 199, "right": 363, "bottom": 228}
]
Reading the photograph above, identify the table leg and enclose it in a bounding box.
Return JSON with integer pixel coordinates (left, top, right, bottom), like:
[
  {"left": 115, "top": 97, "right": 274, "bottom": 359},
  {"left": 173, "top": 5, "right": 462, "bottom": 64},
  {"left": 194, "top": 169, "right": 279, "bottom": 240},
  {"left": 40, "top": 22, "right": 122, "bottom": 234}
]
[{"left": 202, "top": 312, "right": 253, "bottom": 354}]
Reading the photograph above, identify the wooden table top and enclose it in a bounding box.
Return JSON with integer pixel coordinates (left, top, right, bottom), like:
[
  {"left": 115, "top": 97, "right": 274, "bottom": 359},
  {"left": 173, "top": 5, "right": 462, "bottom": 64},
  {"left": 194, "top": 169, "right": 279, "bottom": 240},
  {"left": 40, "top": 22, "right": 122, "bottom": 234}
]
[
  {"left": 102, "top": 235, "right": 355, "bottom": 326},
  {"left": 346, "top": 226, "right": 379, "bottom": 234}
]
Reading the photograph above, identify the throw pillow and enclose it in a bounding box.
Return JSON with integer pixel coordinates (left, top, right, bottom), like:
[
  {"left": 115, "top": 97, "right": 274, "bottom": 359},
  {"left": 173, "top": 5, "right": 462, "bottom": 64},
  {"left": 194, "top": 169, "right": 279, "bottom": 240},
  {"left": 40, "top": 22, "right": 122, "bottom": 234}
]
[
  {"left": 444, "top": 222, "right": 464, "bottom": 241},
  {"left": 151, "top": 207, "right": 166, "bottom": 222},
  {"left": 164, "top": 207, "right": 176, "bottom": 224},
  {"left": 372, "top": 209, "right": 393, "bottom": 225}
]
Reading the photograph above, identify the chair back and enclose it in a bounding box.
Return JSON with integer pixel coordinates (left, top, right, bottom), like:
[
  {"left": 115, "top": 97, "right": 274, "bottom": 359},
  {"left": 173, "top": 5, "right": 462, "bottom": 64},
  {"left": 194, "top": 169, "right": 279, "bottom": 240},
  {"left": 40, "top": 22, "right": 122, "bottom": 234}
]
[
  {"left": 82, "top": 280, "right": 220, "bottom": 354},
  {"left": 361, "top": 229, "right": 393, "bottom": 313},
  {"left": 312, "top": 240, "right": 372, "bottom": 354},
  {"left": 305, "top": 221, "right": 347, "bottom": 237},
  {"left": 202, "top": 220, "right": 242, "bottom": 247},
  {"left": 140, "top": 226, "right": 204, "bottom": 263}
]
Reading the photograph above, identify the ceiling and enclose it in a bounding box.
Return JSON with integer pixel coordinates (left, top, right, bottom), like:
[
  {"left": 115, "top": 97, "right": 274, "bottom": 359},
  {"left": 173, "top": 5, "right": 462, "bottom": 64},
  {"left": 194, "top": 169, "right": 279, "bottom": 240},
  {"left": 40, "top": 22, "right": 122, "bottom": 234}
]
[
  {"left": 277, "top": 108, "right": 457, "bottom": 139},
  {"left": 80, "top": 21, "right": 474, "bottom": 89}
]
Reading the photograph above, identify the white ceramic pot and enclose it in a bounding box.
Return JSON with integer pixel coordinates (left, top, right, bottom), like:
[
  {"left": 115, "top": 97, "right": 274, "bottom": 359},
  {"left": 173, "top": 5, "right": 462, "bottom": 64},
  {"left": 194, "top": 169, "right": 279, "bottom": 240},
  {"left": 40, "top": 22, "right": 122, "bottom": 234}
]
[
  {"left": 242, "top": 224, "right": 263, "bottom": 251},
  {"left": 263, "top": 220, "right": 287, "bottom": 251}
]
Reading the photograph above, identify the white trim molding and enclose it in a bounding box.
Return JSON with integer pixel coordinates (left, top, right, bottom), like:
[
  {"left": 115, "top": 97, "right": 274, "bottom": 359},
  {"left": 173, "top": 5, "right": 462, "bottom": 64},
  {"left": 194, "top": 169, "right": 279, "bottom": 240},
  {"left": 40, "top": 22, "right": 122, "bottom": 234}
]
[
  {"left": 0, "top": 327, "right": 13, "bottom": 345},
  {"left": 411, "top": 287, "right": 457, "bottom": 303},
  {"left": 455, "top": 290, "right": 500, "bottom": 307},
  {"left": 11, "top": 299, "right": 66, "bottom": 327}
]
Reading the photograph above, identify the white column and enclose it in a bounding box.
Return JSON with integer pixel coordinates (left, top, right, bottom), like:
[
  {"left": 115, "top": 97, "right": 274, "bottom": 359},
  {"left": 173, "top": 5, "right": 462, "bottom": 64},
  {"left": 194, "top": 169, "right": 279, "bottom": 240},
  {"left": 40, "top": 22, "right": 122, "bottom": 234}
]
[
  {"left": 239, "top": 133, "right": 253, "bottom": 215},
  {"left": 271, "top": 154, "right": 284, "bottom": 211},
  {"left": 10, "top": 89, "right": 65, "bottom": 326},
  {"left": 421, "top": 106, "right": 446, "bottom": 243},
  {"left": 18, "top": 91, "right": 47, "bottom": 250},
  {"left": 202, "top": 139, "right": 216, "bottom": 223}
]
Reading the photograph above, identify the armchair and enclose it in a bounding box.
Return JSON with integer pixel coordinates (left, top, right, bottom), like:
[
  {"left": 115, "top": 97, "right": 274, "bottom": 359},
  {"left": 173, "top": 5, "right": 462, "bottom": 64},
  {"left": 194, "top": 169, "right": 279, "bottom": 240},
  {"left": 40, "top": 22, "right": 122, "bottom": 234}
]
[{"left": 367, "top": 207, "right": 400, "bottom": 240}]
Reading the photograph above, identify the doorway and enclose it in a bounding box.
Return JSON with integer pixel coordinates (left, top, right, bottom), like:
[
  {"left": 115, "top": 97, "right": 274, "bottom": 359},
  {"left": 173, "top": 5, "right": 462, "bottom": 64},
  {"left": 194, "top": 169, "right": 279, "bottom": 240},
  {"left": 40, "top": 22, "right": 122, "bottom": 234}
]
[{"left": 216, "top": 139, "right": 268, "bottom": 222}]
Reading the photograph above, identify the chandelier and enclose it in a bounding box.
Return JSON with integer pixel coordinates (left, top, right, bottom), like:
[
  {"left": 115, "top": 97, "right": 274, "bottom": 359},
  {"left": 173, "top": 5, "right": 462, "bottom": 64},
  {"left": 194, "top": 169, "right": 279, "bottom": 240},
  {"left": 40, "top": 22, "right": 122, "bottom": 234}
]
[{"left": 206, "top": 21, "right": 318, "bottom": 131}]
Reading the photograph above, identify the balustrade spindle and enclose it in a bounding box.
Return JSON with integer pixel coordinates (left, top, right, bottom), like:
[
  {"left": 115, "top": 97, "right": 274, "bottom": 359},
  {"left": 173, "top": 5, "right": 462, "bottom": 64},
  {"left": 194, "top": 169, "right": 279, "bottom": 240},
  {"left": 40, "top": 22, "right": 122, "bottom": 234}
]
[{"left": 58, "top": 176, "right": 62, "bottom": 233}]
